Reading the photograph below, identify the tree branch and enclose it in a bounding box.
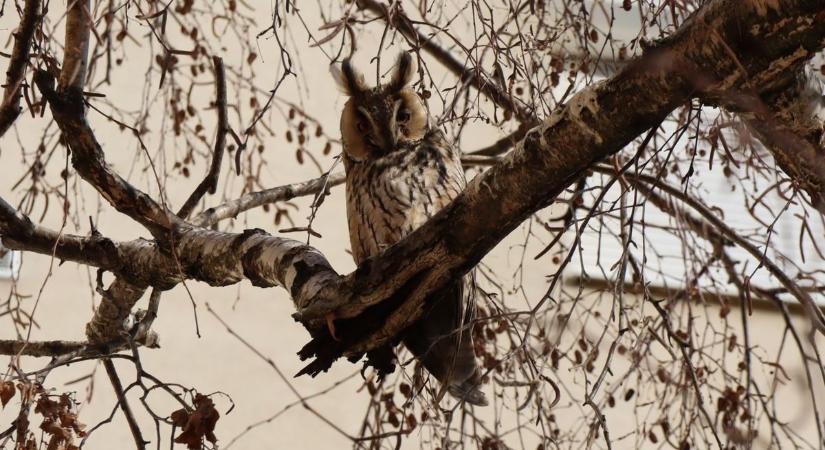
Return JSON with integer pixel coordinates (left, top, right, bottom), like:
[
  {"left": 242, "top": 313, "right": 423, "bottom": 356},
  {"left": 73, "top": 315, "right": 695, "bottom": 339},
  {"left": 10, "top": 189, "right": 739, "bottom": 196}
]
[
  {"left": 3, "top": 185, "right": 340, "bottom": 343},
  {"left": 86, "top": 279, "right": 149, "bottom": 343},
  {"left": 103, "top": 359, "right": 147, "bottom": 450},
  {"left": 32, "top": 0, "right": 176, "bottom": 241},
  {"left": 0, "top": 339, "right": 87, "bottom": 357},
  {"left": 178, "top": 56, "right": 228, "bottom": 219},
  {"left": 34, "top": 70, "right": 175, "bottom": 240},
  {"left": 192, "top": 172, "right": 346, "bottom": 227},
  {"left": 0, "top": 0, "right": 41, "bottom": 137},
  {"left": 0, "top": 195, "right": 124, "bottom": 270},
  {"left": 58, "top": 0, "right": 91, "bottom": 91},
  {"left": 1, "top": 203, "right": 340, "bottom": 323}
]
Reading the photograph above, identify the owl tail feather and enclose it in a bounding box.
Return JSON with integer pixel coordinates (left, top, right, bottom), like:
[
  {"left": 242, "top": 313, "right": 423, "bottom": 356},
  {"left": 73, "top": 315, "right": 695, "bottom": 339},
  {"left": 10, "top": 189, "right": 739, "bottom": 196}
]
[{"left": 448, "top": 381, "right": 488, "bottom": 407}]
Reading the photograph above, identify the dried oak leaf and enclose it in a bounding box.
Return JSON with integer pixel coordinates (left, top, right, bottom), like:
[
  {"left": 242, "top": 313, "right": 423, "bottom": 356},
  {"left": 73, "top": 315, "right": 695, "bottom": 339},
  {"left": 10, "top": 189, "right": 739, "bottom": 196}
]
[
  {"left": 0, "top": 381, "right": 14, "bottom": 407},
  {"left": 172, "top": 393, "right": 220, "bottom": 449}
]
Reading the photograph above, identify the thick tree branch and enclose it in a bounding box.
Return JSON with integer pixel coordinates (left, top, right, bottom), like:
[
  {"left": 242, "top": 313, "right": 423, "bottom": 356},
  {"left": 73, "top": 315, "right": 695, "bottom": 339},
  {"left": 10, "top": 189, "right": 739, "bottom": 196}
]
[
  {"left": 79, "top": 222, "right": 338, "bottom": 341},
  {"left": 86, "top": 279, "right": 148, "bottom": 342},
  {"left": 0, "top": 196, "right": 124, "bottom": 269},
  {"left": 0, "top": 339, "right": 87, "bottom": 357},
  {"left": 1, "top": 199, "right": 340, "bottom": 325},
  {"left": 293, "top": 0, "right": 825, "bottom": 369},
  {"left": 34, "top": 71, "right": 175, "bottom": 240},
  {"left": 1, "top": 185, "right": 340, "bottom": 300},
  {"left": 0, "top": 0, "right": 41, "bottom": 137}
]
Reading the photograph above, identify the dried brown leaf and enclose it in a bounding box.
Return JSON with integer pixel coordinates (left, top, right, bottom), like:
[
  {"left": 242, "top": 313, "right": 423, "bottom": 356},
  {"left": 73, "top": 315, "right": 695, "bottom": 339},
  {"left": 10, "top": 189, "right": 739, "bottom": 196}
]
[
  {"left": 0, "top": 381, "right": 14, "bottom": 407},
  {"left": 172, "top": 394, "right": 220, "bottom": 449}
]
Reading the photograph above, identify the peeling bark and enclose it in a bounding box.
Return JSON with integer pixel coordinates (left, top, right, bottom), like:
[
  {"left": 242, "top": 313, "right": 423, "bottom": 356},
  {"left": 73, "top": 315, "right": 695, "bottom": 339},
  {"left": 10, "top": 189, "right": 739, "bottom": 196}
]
[{"left": 1, "top": 206, "right": 341, "bottom": 341}]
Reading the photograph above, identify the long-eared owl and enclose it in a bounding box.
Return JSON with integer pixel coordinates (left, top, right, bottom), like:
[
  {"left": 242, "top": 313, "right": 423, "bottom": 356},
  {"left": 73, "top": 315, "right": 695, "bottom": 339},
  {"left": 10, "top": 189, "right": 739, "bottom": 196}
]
[{"left": 334, "top": 53, "right": 487, "bottom": 406}]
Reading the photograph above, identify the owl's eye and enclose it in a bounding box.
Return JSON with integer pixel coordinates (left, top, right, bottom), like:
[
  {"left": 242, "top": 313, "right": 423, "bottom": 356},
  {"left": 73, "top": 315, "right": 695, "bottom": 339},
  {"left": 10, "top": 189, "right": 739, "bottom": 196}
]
[
  {"left": 396, "top": 108, "right": 410, "bottom": 122},
  {"left": 357, "top": 121, "right": 369, "bottom": 132}
]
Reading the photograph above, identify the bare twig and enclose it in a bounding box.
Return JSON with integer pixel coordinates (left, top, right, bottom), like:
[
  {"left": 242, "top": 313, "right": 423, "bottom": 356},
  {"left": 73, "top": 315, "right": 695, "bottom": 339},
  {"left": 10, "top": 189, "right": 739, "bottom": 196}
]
[
  {"left": 178, "top": 56, "right": 228, "bottom": 219},
  {"left": 103, "top": 359, "right": 147, "bottom": 450},
  {"left": 192, "top": 173, "right": 346, "bottom": 227},
  {"left": 357, "top": 0, "right": 537, "bottom": 125}
]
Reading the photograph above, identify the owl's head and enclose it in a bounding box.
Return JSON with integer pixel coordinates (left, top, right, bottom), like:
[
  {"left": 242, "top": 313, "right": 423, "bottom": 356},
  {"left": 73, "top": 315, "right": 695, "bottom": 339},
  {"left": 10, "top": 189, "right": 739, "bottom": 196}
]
[{"left": 334, "top": 53, "right": 428, "bottom": 161}]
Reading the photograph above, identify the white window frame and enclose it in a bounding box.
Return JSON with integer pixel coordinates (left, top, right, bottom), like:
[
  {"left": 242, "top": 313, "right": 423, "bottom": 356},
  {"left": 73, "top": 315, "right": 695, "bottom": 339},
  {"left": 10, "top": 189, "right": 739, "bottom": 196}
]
[{"left": 0, "top": 245, "right": 20, "bottom": 280}]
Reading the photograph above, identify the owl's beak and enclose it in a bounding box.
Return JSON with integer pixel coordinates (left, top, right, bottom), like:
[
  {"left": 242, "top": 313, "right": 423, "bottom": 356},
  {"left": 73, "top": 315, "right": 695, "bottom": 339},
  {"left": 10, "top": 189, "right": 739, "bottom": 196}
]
[{"left": 378, "top": 126, "right": 398, "bottom": 154}]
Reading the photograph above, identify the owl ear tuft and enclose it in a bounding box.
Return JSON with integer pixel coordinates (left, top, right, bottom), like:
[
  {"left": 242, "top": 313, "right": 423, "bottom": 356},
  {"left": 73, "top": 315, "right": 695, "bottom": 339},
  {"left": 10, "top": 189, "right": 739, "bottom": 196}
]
[
  {"left": 331, "top": 58, "right": 367, "bottom": 96},
  {"left": 388, "top": 52, "right": 416, "bottom": 91}
]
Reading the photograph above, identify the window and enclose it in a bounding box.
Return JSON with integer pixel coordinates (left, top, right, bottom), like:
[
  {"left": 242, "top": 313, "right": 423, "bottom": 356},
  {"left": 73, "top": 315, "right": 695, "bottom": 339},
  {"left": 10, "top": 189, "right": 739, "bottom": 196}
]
[
  {"left": 0, "top": 245, "right": 20, "bottom": 280},
  {"left": 569, "top": 151, "right": 825, "bottom": 309}
]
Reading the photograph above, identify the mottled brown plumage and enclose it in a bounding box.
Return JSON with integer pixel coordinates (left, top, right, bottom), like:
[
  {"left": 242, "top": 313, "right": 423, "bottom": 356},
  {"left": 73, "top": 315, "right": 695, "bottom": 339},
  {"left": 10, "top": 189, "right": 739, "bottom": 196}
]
[{"left": 336, "top": 53, "right": 486, "bottom": 405}]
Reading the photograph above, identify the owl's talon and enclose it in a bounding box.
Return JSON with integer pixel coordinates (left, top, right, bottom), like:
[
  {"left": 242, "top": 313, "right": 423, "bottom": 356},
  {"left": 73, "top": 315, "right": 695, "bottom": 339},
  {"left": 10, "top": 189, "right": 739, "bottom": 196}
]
[{"left": 326, "top": 313, "right": 340, "bottom": 341}]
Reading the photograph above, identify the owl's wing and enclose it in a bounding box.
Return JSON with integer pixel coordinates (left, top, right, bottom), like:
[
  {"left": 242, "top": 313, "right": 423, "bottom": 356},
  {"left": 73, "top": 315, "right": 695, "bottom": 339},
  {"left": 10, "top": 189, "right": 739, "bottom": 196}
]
[
  {"left": 401, "top": 271, "right": 487, "bottom": 405},
  {"left": 399, "top": 133, "right": 486, "bottom": 405}
]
